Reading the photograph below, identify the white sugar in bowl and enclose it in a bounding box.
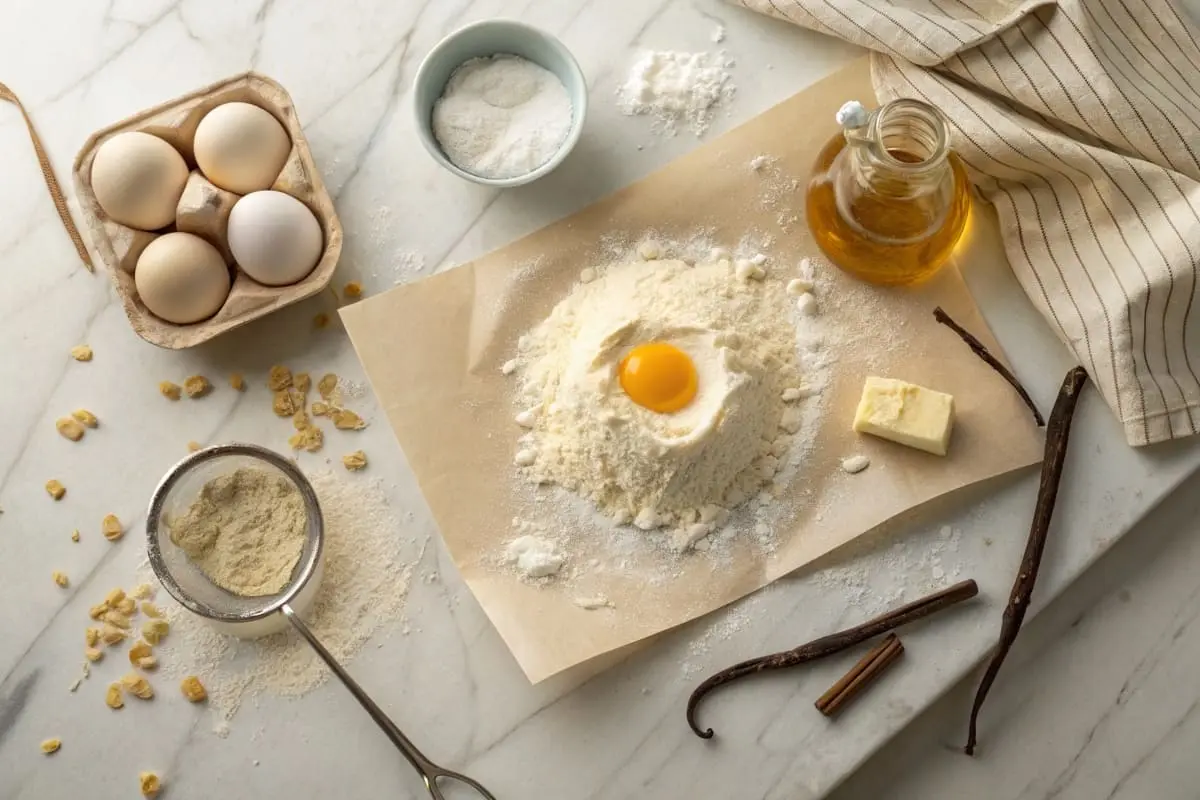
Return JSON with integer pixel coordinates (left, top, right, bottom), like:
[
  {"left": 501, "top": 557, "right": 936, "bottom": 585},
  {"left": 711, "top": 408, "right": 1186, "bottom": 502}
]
[{"left": 227, "top": 191, "right": 324, "bottom": 286}]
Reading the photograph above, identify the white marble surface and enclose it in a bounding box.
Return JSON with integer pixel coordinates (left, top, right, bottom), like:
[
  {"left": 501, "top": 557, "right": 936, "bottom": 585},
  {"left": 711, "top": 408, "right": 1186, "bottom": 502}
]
[{"left": 2, "top": 1, "right": 1200, "bottom": 799}]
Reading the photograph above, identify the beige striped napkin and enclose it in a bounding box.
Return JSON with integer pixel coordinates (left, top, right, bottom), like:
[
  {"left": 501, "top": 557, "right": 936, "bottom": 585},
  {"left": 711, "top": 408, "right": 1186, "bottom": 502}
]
[{"left": 738, "top": 0, "right": 1200, "bottom": 445}]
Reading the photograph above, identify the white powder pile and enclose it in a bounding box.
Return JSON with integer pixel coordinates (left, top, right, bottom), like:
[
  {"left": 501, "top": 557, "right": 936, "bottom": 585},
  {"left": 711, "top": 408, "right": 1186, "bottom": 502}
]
[
  {"left": 168, "top": 468, "right": 306, "bottom": 597},
  {"left": 432, "top": 54, "right": 573, "bottom": 179},
  {"left": 617, "top": 50, "right": 736, "bottom": 136},
  {"left": 157, "top": 470, "right": 420, "bottom": 725},
  {"left": 509, "top": 245, "right": 825, "bottom": 554}
]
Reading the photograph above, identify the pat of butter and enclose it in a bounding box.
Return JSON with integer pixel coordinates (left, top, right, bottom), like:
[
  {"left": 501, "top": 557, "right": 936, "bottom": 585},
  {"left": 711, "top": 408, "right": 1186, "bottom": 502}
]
[{"left": 852, "top": 376, "right": 955, "bottom": 456}]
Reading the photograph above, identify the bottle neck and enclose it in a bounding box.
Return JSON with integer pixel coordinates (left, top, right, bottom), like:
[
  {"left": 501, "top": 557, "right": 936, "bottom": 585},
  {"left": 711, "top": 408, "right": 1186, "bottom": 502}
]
[{"left": 844, "top": 99, "right": 951, "bottom": 198}]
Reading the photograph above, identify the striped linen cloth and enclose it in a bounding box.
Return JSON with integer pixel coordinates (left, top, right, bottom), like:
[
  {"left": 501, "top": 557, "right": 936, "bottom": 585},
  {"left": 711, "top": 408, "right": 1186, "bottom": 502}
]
[{"left": 739, "top": 0, "right": 1200, "bottom": 445}]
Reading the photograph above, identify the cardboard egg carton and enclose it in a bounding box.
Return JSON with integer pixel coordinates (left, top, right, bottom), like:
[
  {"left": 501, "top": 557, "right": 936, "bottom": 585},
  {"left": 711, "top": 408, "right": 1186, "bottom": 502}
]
[{"left": 72, "top": 72, "right": 343, "bottom": 349}]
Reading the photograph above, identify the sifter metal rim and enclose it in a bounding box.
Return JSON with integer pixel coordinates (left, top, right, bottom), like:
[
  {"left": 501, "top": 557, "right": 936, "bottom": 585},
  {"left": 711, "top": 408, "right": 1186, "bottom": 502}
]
[{"left": 145, "top": 442, "right": 325, "bottom": 624}]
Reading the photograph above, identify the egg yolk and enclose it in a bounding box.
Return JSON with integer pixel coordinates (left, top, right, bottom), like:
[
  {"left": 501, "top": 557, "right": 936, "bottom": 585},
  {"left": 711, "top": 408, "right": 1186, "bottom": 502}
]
[{"left": 619, "top": 342, "right": 699, "bottom": 413}]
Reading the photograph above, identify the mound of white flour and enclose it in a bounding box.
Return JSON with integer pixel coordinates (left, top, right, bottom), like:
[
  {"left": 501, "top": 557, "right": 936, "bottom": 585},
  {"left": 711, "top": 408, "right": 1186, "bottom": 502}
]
[{"left": 510, "top": 254, "right": 820, "bottom": 548}]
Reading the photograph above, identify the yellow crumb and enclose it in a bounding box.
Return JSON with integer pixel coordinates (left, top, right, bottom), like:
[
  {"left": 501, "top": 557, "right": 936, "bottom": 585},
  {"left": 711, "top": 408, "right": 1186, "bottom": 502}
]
[
  {"left": 288, "top": 426, "right": 324, "bottom": 453},
  {"left": 131, "top": 583, "right": 154, "bottom": 600},
  {"left": 139, "top": 771, "right": 162, "bottom": 798},
  {"left": 84, "top": 647, "right": 103, "bottom": 662},
  {"left": 180, "top": 676, "right": 207, "bottom": 703},
  {"left": 142, "top": 619, "right": 169, "bottom": 645},
  {"left": 85, "top": 627, "right": 100, "bottom": 647},
  {"left": 342, "top": 451, "right": 368, "bottom": 471},
  {"left": 311, "top": 401, "right": 330, "bottom": 416},
  {"left": 88, "top": 602, "right": 108, "bottom": 620},
  {"left": 115, "top": 597, "right": 136, "bottom": 615},
  {"left": 141, "top": 601, "right": 162, "bottom": 618},
  {"left": 56, "top": 416, "right": 85, "bottom": 441},
  {"left": 342, "top": 281, "right": 363, "bottom": 299},
  {"left": 105, "top": 683, "right": 123, "bottom": 709},
  {"left": 70, "top": 345, "right": 93, "bottom": 362},
  {"left": 104, "top": 588, "right": 126, "bottom": 605},
  {"left": 101, "top": 624, "right": 127, "bottom": 645},
  {"left": 159, "top": 381, "right": 181, "bottom": 401},
  {"left": 187, "top": 441, "right": 201, "bottom": 452},
  {"left": 183, "top": 375, "right": 212, "bottom": 398},
  {"left": 317, "top": 373, "right": 338, "bottom": 399},
  {"left": 71, "top": 409, "right": 98, "bottom": 428},
  {"left": 294, "top": 372, "right": 311, "bottom": 394},
  {"left": 70, "top": 529, "right": 80, "bottom": 542},
  {"left": 128, "top": 640, "right": 153, "bottom": 668},
  {"left": 52, "top": 571, "right": 68, "bottom": 588},
  {"left": 272, "top": 390, "right": 297, "bottom": 417},
  {"left": 45, "top": 480, "right": 66, "bottom": 500},
  {"left": 313, "top": 312, "right": 331, "bottom": 329},
  {"left": 268, "top": 365, "right": 293, "bottom": 391},
  {"left": 229, "top": 372, "right": 245, "bottom": 391},
  {"left": 102, "top": 514, "right": 123, "bottom": 542},
  {"left": 331, "top": 409, "right": 367, "bottom": 430},
  {"left": 120, "top": 673, "right": 153, "bottom": 699},
  {"left": 40, "top": 738, "right": 61, "bottom": 754}
]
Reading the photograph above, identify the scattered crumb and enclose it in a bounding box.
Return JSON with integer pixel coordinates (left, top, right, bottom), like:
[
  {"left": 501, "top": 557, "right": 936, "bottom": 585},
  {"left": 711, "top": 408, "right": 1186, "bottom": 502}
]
[
  {"left": 317, "top": 373, "right": 338, "bottom": 399},
  {"left": 99, "top": 625, "right": 125, "bottom": 645},
  {"left": 331, "top": 409, "right": 366, "bottom": 430},
  {"left": 116, "top": 597, "right": 136, "bottom": 615},
  {"left": 268, "top": 365, "right": 293, "bottom": 391},
  {"left": 183, "top": 376, "right": 212, "bottom": 398},
  {"left": 70, "top": 345, "right": 92, "bottom": 362},
  {"left": 52, "top": 571, "right": 68, "bottom": 588},
  {"left": 343, "top": 281, "right": 363, "bottom": 299},
  {"left": 102, "top": 611, "right": 130, "bottom": 629},
  {"left": 187, "top": 441, "right": 201, "bottom": 452},
  {"left": 88, "top": 603, "right": 108, "bottom": 620},
  {"left": 273, "top": 390, "right": 297, "bottom": 417},
  {"left": 311, "top": 401, "right": 330, "bottom": 416},
  {"left": 131, "top": 584, "right": 154, "bottom": 600},
  {"left": 841, "top": 455, "right": 871, "bottom": 474},
  {"left": 159, "top": 381, "right": 181, "bottom": 401},
  {"left": 292, "top": 409, "right": 310, "bottom": 431},
  {"left": 85, "top": 628, "right": 100, "bottom": 647},
  {"left": 105, "top": 587, "right": 125, "bottom": 604},
  {"left": 314, "top": 312, "right": 331, "bottom": 329},
  {"left": 40, "top": 738, "right": 61, "bottom": 755},
  {"left": 180, "top": 676, "right": 207, "bottom": 703},
  {"left": 84, "top": 647, "right": 103, "bottom": 662},
  {"left": 638, "top": 240, "right": 661, "bottom": 260},
  {"left": 71, "top": 409, "right": 98, "bottom": 428},
  {"left": 121, "top": 673, "right": 154, "bottom": 699},
  {"left": 141, "top": 602, "right": 162, "bottom": 618},
  {"left": 984, "top": 537, "right": 994, "bottom": 546},
  {"left": 105, "top": 683, "right": 123, "bottom": 709},
  {"left": 711, "top": 23, "right": 726, "bottom": 42},
  {"left": 342, "top": 451, "right": 368, "bottom": 471},
  {"left": 288, "top": 426, "right": 323, "bottom": 453},
  {"left": 70, "top": 529, "right": 80, "bottom": 542},
  {"left": 229, "top": 373, "right": 245, "bottom": 391},
  {"left": 45, "top": 479, "right": 66, "bottom": 500},
  {"left": 139, "top": 771, "right": 162, "bottom": 798},
  {"left": 129, "top": 641, "right": 154, "bottom": 668},
  {"left": 55, "top": 416, "right": 85, "bottom": 441},
  {"left": 142, "top": 619, "right": 169, "bottom": 645},
  {"left": 294, "top": 372, "right": 312, "bottom": 394},
  {"left": 101, "top": 514, "right": 123, "bottom": 542}
]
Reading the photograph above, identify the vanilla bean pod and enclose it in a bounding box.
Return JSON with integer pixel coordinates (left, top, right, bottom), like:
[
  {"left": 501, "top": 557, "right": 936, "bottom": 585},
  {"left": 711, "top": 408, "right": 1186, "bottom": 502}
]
[
  {"left": 687, "top": 580, "right": 978, "bottom": 739},
  {"left": 933, "top": 307, "right": 1044, "bottom": 426},
  {"left": 963, "top": 366, "right": 1088, "bottom": 756}
]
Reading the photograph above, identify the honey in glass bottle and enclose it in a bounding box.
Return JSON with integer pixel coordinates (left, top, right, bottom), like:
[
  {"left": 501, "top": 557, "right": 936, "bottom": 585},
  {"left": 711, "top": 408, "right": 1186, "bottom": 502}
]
[{"left": 805, "top": 99, "right": 971, "bottom": 286}]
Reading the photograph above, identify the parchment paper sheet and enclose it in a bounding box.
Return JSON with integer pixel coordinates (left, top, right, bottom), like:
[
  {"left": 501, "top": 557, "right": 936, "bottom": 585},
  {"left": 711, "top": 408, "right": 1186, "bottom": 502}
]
[{"left": 341, "top": 58, "right": 1044, "bottom": 683}]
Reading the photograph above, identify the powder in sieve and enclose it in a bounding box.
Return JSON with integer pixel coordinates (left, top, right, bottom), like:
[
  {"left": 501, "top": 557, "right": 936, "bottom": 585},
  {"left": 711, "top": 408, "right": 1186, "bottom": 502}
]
[
  {"left": 168, "top": 467, "right": 306, "bottom": 596},
  {"left": 432, "top": 54, "right": 573, "bottom": 179}
]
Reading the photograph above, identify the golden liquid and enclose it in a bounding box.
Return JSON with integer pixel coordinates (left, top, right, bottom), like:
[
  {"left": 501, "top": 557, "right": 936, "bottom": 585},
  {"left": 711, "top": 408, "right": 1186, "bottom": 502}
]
[{"left": 805, "top": 135, "right": 972, "bottom": 286}]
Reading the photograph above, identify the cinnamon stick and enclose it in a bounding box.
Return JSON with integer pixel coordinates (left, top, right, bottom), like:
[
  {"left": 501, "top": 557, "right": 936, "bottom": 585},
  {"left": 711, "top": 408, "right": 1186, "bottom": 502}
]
[
  {"left": 815, "top": 633, "right": 904, "bottom": 717},
  {"left": 933, "top": 307, "right": 1044, "bottom": 426},
  {"left": 963, "top": 366, "right": 1088, "bottom": 756},
  {"left": 687, "top": 579, "right": 978, "bottom": 738}
]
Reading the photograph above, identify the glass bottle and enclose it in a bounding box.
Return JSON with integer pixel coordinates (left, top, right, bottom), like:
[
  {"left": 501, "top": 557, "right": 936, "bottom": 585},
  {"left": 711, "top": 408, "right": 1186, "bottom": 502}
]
[{"left": 805, "top": 99, "right": 970, "bottom": 286}]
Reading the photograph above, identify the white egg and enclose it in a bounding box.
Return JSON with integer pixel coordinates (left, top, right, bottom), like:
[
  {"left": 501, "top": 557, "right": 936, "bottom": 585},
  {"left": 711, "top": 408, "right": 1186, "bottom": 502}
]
[
  {"left": 135, "top": 232, "right": 231, "bottom": 324},
  {"left": 193, "top": 102, "right": 292, "bottom": 193},
  {"left": 91, "top": 132, "right": 188, "bottom": 230},
  {"left": 227, "top": 191, "right": 324, "bottom": 286}
]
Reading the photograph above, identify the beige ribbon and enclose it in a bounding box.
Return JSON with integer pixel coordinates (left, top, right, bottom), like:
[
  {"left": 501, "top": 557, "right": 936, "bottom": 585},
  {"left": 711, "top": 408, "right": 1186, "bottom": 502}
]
[{"left": 0, "top": 82, "right": 92, "bottom": 272}]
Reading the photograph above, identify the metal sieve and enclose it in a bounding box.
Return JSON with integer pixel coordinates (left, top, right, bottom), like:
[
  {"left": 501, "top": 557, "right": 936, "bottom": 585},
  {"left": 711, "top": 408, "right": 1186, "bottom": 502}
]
[{"left": 146, "top": 443, "right": 496, "bottom": 800}]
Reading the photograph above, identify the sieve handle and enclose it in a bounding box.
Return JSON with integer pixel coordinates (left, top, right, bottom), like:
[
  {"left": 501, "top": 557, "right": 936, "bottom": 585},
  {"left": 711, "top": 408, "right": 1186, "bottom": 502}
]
[{"left": 280, "top": 604, "right": 497, "bottom": 799}]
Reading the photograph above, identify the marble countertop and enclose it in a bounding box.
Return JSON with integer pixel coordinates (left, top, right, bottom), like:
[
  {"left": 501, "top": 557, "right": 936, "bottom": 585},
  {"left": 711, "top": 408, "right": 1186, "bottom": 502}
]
[{"left": 3, "top": 1, "right": 1200, "bottom": 799}]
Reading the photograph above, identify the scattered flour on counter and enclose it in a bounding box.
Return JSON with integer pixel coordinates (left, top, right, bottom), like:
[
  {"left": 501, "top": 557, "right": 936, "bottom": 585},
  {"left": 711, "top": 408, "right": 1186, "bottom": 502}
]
[
  {"left": 156, "top": 471, "right": 422, "bottom": 725},
  {"left": 506, "top": 535, "right": 566, "bottom": 578},
  {"left": 617, "top": 50, "right": 736, "bottom": 136},
  {"left": 433, "top": 54, "right": 574, "bottom": 179}
]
